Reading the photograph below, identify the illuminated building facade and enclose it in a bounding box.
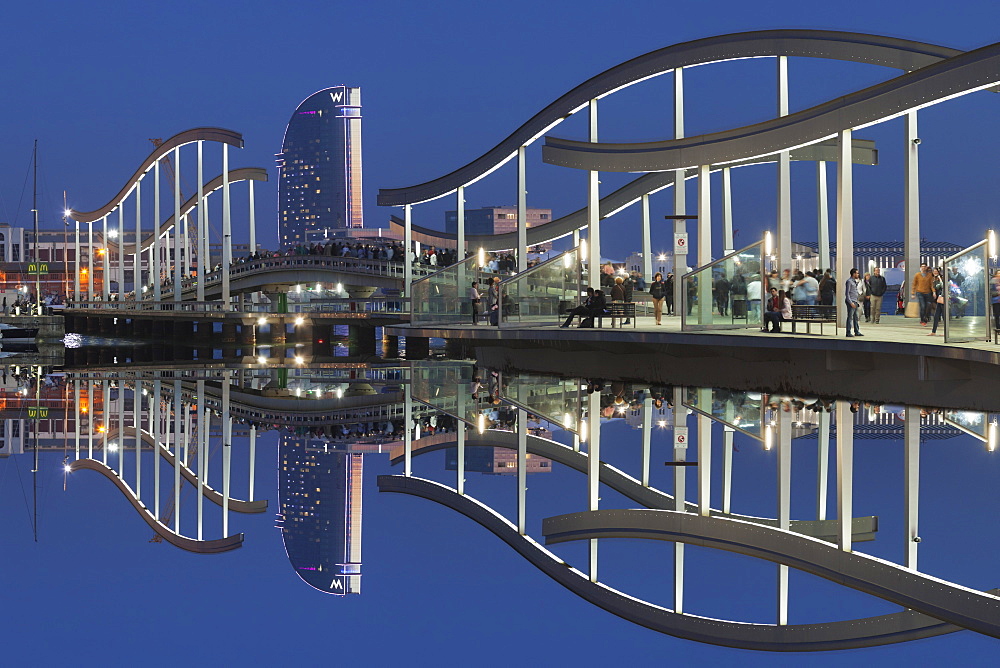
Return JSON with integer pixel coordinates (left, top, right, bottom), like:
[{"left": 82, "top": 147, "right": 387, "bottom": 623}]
[{"left": 277, "top": 86, "right": 364, "bottom": 248}]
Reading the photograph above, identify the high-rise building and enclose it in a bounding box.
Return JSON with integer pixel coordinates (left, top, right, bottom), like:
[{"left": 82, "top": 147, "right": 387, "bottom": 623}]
[
  {"left": 277, "top": 436, "right": 363, "bottom": 595},
  {"left": 445, "top": 206, "right": 551, "bottom": 237},
  {"left": 277, "top": 86, "right": 363, "bottom": 248}
]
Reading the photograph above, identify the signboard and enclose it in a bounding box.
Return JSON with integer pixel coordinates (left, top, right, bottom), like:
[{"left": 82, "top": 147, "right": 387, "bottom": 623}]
[
  {"left": 674, "top": 426, "right": 688, "bottom": 448},
  {"left": 27, "top": 406, "right": 49, "bottom": 419},
  {"left": 27, "top": 263, "right": 49, "bottom": 275},
  {"left": 674, "top": 233, "right": 689, "bottom": 255}
]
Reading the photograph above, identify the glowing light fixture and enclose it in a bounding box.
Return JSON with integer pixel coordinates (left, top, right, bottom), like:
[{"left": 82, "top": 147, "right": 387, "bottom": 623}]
[
  {"left": 990, "top": 229, "right": 997, "bottom": 260},
  {"left": 257, "top": 356, "right": 267, "bottom": 365},
  {"left": 478, "top": 247, "right": 486, "bottom": 267},
  {"left": 579, "top": 419, "right": 588, "bottom": 443},
  {"left": 989, "top": 421, "right": 998, "bottom": 452},
  {"left": 764, "top": 424, "right": 774, "bottom": 451},
  {"left": 764, "top": 231, "right": 773, "bottom": 256},
  {"left": 257, "top": 317, "right": 267, "bottom": 326},
  {"left": 294, "top": 317, "right": 304, "bottom": 326},
  {"left": 477, "top": 413, "right": 486, "bottom": 434},
  {"left": 64, "top": 464, "right": 72, "bottom": 473},
  {"left": 294, "top": 356, "right": 304, "bottom": 364},
  {"left": 108, "top": 229, "right": 119, "bottom": 239},
  {"left": 580, "top": 239, "right": 588, "bottom": 262},
  {"left": 563, "top": 413, "right": 574, "bottom": 430}
]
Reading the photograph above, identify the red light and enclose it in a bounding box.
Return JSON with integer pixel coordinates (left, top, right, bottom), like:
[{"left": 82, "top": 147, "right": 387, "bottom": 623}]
[{"left": 318, "top": 339, "right": 324, "bottom": 343}]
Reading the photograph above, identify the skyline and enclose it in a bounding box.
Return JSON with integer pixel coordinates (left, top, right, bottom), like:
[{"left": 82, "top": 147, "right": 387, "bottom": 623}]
[{"left": 4, "top": 2, "right": 1000, "bottom": 263}]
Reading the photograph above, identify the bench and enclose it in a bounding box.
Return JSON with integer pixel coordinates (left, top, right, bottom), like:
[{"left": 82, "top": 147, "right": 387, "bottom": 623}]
[
  {"left": 787, "top": 304, "right": 837, "bottom": 335},
  {"left": 575, "top": 302, "right": 636, "bottom": 328}
]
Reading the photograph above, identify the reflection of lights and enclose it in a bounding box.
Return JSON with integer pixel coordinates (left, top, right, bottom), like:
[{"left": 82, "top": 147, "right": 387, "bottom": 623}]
[
  {"left": 579, "top": 419, "right": 588, "bottom": 443},
  {"left": 315, "top": 283, "right": 322, "bottom": 292},
  {"left": 335, "top": 388, "right": 343, "bottom": 399},
  {"left": 563, "top": 413, "right": 574, "bottom": 430},
  {"left": 478, "top": 247, "right": 486, "bottom": 267},
  {"left": 295, "top": 388, "right": 302, "bottom": 397},
  {"left": 990, "top": 230, "right": 997, "bottom": 260},
  {"left": 257, "top": 317, "right": 267, "bottom": 326},
  {"left": 257, "top": 356, "right": 267, "bottom": 365},
  {"left": 563, "top": 253, "right": 572, "bottom": 269},
  {"left": 64, "top": 464, "right": 72, "bottom": 473},
  {"left": 962, "top": 257, "right": 982, "bottom": 277},
  {"left": 108, "top": 229, "right": 119, "bottom": 239},
  {"left": 764, "top": 231, "right": 772, "bottom": 256},
  {"left": 580, "top": 239, "right": 588, "bottom": 261},
  {"left": 64, "top": 209, "right": 72, "bottom": 218},
  {"left": 477, "top": 413, "right": 485, "bottom": 435},
  {"left": 657, "top": 420, "right": 667, "bottom": 428},
  {"left": 294, "top": 317, "right": 304, "bottom": 326},
  {"left": 97, "top": 425, "right": 106, "bottom": 433},
  {"left": 108, "top": 443, "right": 119, "bottom": 453},
  {"left": 989, "top": 421, "right": 998, "bottom": 452},
  {"left": 295, "top": 284, "right": 302, "bottom": 293},
  {"left": 764, "top": 424, "right": 774, "bottom": 451},
  {"left": 294, "top": 356, "right": 304, "bottom": 364},
  {"left": 657, "top": 254, "right": 667, "bottom": 261},
  {"left": 97, "top": 248, "right": 106, "bottom": 256}
]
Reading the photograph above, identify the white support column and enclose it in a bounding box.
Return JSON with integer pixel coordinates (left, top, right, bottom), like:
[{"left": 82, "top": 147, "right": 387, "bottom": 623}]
[
  {"left": 697, "top": 388, "right": 711, "bottom": 516},
  {"left": 404, "top": 382, "right": 412, "bottom": 476},
  {"left": 904, "top": 407, "right": 920, "bottom": 569},
  {"left": 87, "top": 221, "right": 94, "bottom": 300},
  {"left": 182, "top": 214, "right": 191, "bottom": 279},
  {"left": 904, "top": 111, "right": 920, "bottom": 310},
  {"left": 172, "top": 149, "right": 181, "bottom": 302},
  {"left": 135, "top": 179, "right": 142, "bottom": 298},
  {"left": 152, "top": 379, "right": 160, "bottom": 519},
  {"left": 722, "top": 167, "right": 734, "bottom": 255},
  {"left": 777, "top": 55, "right": 792, "bottom": 271},
  {"left": 222, "top": 372, "right": 232, "bottom": 537},
  {"left": 403, "top": 204, "right": 412, "bottom": 296},
  {"left": 73, "top": 217, "right": 80, "bottom": 301},
  {"left": 697, "top": 165, "right": 713, "bottom": 322},
  {"left": 641, "top": 395, "right": 652, "bottom": 487},
  {"left": 587, "top": 391, "right": 601, "bottom": 582},
  {"left": 457, "top": 421, "right": 466, "bottom": 495},
  {"left": 836, "top": 400, "right": 854, "bottom": 552},
  {"left": 517, "top": 408, "right": 527, "bottom": 535},
  {"left": 173, "top": 380, "right": 182, "bottom": 532},
  {"left": 777, "top": 410, "right": 792, "bottom": 625},
  {"left": 673, "top": 386, "right": 687, "bottom": 613},
  {"left": 587, "top": 99, "right": 601, "bottom": 277},
  {"left": 196, "top": 141, "right": 206, "bottom": 302},
  {"left": 222, "top": 144, "right": 231, "bottom": 308},
  {"left": 641, "top": 195, "right": 652, "bottom": 283},
  {"left": 836, "top": 129, "right": 854, "bottom": 329},
  {"left": 197, "top": 379, "right": 206, "bottom": 540},
  {"left": 517, "top": 146, "right": 528, "bottom": 272},
  {"left": 102, "top": 381, "right": 110, "bottom": 466},
  {"left": 673, "top": 67, "right": 687, "bottom": 312},
  {"left": 456, "top": 185, "right": 465, "bottom": 260},
  {"left": 117, "top": 206, "right": 124, "bottom": 300},
  {"left": 117, "top": 378, "right": 125, "bottom": 476},
  {"left": 149, "top": 160, "right": 163, "bottom": 304},
  {"left": 73, "top": 380, "right": 80, "bottom": 460},
  {"left": 817, "top": 161, "right": 831, "bottom": 272},
  {"left": 248, "top": 179, "right": 257, "bottom": 255},
  {"left": 817, "top": 410, "right": 830, "bottom": 520},
  {"left": 102, "top": 215, "right": 110, "bottom": 301}
]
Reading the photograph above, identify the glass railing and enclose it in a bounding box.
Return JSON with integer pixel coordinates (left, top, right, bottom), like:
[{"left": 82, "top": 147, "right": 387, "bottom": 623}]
[
  {"left": 683, "top": 387, "right": 765, "bottom": 440},
  {"left": 944, "top": 239, "right": 990, "bottom": 343},
  {"left": 410, "top": 255, "right": 496, "bottom": 326},
  {"left": 410, "top": 360, "right": 485, "bottom": 427},
  {"left": 502, "top": 373, "right": 582, "bottom": 433},
  {"left": 681, "top": 239, "right": 768, "bottom": 331},
  {"left": 499, "top": 247, "right": 582, "bottom": 328}
]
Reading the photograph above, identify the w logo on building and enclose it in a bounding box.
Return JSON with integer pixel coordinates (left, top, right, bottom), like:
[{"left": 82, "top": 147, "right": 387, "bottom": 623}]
[{"left": 329, "top": 90, "right": 344, "bottom": 104}]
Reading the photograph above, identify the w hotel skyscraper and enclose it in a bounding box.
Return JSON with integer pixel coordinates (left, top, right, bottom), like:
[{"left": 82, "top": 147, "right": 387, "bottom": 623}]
[{"left": 277, "top": 86, "right": 364, "bottom": 247}]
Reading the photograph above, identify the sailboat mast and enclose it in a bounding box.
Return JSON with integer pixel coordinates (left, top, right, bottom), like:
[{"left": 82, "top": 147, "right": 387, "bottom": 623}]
[{"left": 32, "top": 140, "right": 41, "bottom": 313}]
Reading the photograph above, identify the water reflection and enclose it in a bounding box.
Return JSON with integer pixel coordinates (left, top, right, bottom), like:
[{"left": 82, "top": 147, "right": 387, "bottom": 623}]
[{"left": 2, "top": 358, "right": 999, "bottom": 650}]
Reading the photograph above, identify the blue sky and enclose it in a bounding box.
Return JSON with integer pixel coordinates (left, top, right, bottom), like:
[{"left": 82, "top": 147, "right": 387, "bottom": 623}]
[{"left": 4, "top": 1, "right": 1000, "bottom": 263}]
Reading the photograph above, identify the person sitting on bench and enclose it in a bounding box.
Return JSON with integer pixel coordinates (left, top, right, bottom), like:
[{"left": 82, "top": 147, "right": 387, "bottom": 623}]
[
  {"left": 762, "top": 288, "right": 791, "bottom": 332},
  {"left": 579, "top": 290, "right": 609, "bottom": 328},
  {"left": 561, "top": 287, "right": 596, "bottom": 328}
]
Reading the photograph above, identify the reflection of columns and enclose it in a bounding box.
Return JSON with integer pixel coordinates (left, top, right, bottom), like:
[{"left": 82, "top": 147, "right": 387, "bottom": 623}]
[
  {"left": 697, "top": 388, "right": 711, "bottom": 516},
  {"left": 817, "top": 410, "right": 830, "bottom": 520},
  {"left": 154, "top": 161, "right": 161, "bottom": 302},
  {"left": 117, "top": 379, "right": 125, "bottom": 476},
  {"left": 197, "top": 379, "right": 207, "bottom": 540},
  {"left": 673, "top": 387, "right": 687, "bottom": 613},
  {"left": 722, "top": 427, "right": 734, "bottom": 514},
  {"left": 173, "top": 380, "right": 182, "bottom": 532},
  {"left": 904, "top": 407, "right": 920, "bottom": 569},
  {"left": 722, "top": 167, "right": 734, "bottom": 254},
  {"left": 73, "top": 380, "right": 80, "bottom": 460},
  {"left": 777, "top": 55, "right": 792, "bottom": 270},
  {"left": 153, "top": 379, "right": 160, "bottom": 519},
  {"left": 134, "top": 379, "right": 141, "bottom": 498},
  {"left": 836, "top": 400, "right": 854, "bottom": 552},
  {"left": 587, "top": 99, "right": 600, "bottom": 276},
  {"left": 248, "top": 425, "right": 257, "bottom": 502},
  {"left": 777, "top": 411, "right": 792, "bottom": 626},
  {"left": 404, "top": 382, "right": 413, "bottom": 476},
  {"left": 817, "top": 161, "right": 830, "bottom": 272},
  {"left": 673, "top": 67, "right": 686, "bottom": 312},
  {"left": 517, "top": 146, "right": 527, "bottom": 272},
  {"left": 904, "top": 111, "right": 920, "bottom": 298},
  {"left": 587, "top": 391, "right": 601, "bottom": 582},
  {"left": 457, "top": 380, "right": 466, "bottom": 495},
  {"left": 87, "top": 220, "right": 94, "bottom": 300},
  {"left": 641, "top": 395, "right": 652, "bottom": 487},
  {"left": 697, "top": 165, "right": 712, "bottom": 323},
  {"left": 117, "top": 206, "right": 124, "bottom": 299},
  {"left": 103, "top": 381, "right": 110, "bottom": 465},
  {"left": 517, "top": 408, "right": 527, "bottom": 535},
  {"left": 403, "top": 204, "right": 412, "bottom": 296},
  {"left": 248, "top": 180, "right": 256, "bottom": 256},
  {"left": 73, "top": 216, "right": 80, "bottom": 301},
  {"left": 222, "top": 372, "right": 232, "bottom": 537},
  {"left": 456, "top": 186, "right": 465, "bottom": 262},
  {"left": 87, "top": 382, "right": 94, "bottom": 459},
  {"left": 835, "top": 129, "right": 854, "bottom": 329},
  {"left": 135, "top": 179, "right": 142, "bottom": 297}
]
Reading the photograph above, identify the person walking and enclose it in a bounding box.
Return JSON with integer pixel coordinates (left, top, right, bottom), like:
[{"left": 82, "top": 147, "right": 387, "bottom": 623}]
[
  {"left": 869, "top": 267, "right": 887, "bottom": 324},
  {"left": 649, "top": 272, "right": 666, "bottom": 325},
  {"left": 911, "top": 263, "right": 934, "bottom": 325},
  {"left": 992, "top": 269, "right": 1000, "bottom": 331},
  {"left": 859, "top": 272, "right": 871, "bottom": 322},
  {"left": 845, "top": 268, "right": 863, "bottom": 337},
  {"left": 929, "top": 268, "right": 946, "bottom": 336}
]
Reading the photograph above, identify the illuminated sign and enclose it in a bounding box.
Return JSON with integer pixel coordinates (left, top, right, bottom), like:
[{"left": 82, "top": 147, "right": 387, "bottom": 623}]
[
  {"left": 27, "top": 262, "right": 48, "bottom": 275},
  {"left": 27, "top": 406, "right": 49, "bottom": 419}
]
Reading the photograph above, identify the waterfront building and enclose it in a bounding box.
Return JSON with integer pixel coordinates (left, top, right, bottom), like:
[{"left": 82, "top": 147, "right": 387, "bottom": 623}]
[{"left": 277, "top": 86, "right": 364, "bottom": 249}]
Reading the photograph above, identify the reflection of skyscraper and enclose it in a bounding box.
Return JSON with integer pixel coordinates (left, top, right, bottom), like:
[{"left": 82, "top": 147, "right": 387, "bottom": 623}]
[
  {"left": 445, "top": 447, "right": 552, "bottom": 474},
  {"left": 277, "top": 86, "right": 363, "bottom": 247},
  {"left": 277, "top": 436, "right": 363, "bottom": 595}
]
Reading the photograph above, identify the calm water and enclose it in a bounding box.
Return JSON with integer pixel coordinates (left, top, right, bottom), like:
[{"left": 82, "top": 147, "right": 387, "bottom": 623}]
[{"left": 1, "top": 341, "right": 998, "bottom": 665}]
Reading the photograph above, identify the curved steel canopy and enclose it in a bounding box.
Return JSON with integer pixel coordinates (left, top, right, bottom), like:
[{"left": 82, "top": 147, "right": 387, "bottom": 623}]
[
  {"left": 379, "top": 475, "right": 966, "bottom": 651},
  {"left": 69, "top": 127, "right": 244, "bottom": 223},
  {"left": 543, "top": 41, "right": 1000, "bottom": 172},
  {"left": 377, "top": 30, "right": 959, "bottom": 206}
]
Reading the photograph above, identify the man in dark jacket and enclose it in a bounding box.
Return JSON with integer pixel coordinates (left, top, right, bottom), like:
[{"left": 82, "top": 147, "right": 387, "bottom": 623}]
[
  {"left": 868, "top": 267, "right": 887, "bottom": 324},
  {"left": 561, "top": 287, "right": 596, "bottom": 328},
  {"left": 579, "top": 290, "right": 609, "bottom": 327}
]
